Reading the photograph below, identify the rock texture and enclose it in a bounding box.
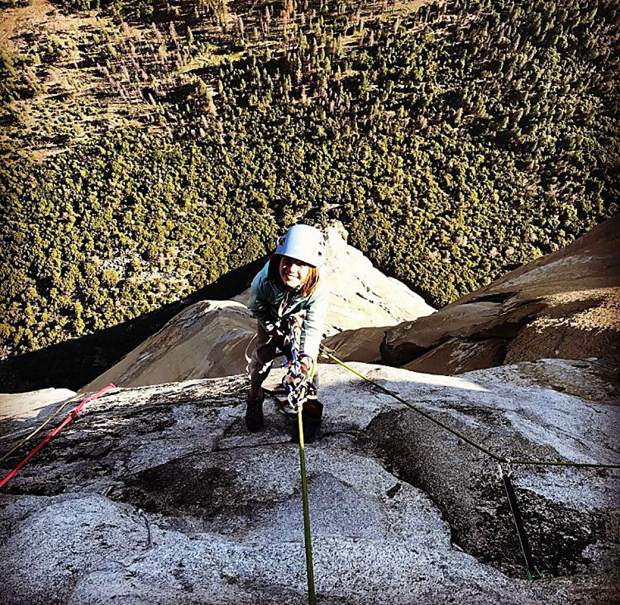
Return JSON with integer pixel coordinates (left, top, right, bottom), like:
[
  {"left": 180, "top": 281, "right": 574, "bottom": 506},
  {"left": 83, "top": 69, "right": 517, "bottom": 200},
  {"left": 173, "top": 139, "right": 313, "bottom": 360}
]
[
  {"left": 84, "top": 225, "right": 433, "bottom": 391},
  {"left": 381, "top": 216, "right": 620, "bottom": 374},
  {"left": 1, "top": 360, "right": 618, "bottom": 604},
  {"left": 321, "top": 325, "right": 389, "bottom": 364},
  {"left": 83, "top": 300, "right": 255, "bottom": 391},
  {"left": 0, "top": 388, "right": 76, "bottom": 421}
]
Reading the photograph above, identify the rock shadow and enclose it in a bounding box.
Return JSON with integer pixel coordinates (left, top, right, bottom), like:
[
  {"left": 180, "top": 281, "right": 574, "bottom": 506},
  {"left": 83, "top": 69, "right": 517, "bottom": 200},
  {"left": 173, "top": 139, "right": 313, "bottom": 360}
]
[{"left": 366, "top": 406, "right": 619, "bottom": 579}]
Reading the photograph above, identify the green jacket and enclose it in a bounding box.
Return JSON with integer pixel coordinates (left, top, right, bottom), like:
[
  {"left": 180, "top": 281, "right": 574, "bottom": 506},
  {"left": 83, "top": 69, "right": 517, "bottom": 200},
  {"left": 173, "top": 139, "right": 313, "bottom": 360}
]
[{"left": 247, "top": 262, "right": 327, "bottom": 362}]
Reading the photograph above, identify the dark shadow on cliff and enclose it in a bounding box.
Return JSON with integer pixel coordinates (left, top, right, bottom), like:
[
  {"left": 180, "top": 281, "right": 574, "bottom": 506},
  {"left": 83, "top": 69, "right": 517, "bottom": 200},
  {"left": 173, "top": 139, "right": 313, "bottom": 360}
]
[
  {"left": 365, "top": 390, "right": 620, "bottom": 580},
  {"left": 0, "top": 257, "right": 266, "bottom": 393}
]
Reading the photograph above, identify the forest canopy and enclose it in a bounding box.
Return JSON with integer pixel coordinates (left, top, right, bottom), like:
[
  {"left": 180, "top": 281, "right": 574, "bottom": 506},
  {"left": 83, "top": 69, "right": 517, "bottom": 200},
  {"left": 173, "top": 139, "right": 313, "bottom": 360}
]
[{"left": 0, "top": 0, "right": 618, "bottom": 358}]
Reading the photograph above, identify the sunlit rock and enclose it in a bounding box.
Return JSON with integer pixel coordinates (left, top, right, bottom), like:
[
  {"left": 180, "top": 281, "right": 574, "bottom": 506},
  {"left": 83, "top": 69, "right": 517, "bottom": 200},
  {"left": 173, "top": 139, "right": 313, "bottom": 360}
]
[{"left": 382, "top": 216, "right": 620, "bottom": 373}]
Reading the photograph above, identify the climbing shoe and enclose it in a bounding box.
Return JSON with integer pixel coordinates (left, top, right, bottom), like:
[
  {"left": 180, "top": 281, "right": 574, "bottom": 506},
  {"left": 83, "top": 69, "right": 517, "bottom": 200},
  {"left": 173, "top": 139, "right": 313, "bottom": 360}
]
[
  {"left": 291, "top": 398, "right": 323, "bottom": 444},
  {"left": 245, "top": 387, "right": 265, "bottom": 432}
]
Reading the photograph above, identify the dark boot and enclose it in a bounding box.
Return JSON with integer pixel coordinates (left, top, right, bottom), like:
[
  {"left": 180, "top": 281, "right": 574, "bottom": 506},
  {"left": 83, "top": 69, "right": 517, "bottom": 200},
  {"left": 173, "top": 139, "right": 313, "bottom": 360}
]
[
  {"left": 291, "top": 398, "right": 323, "bottom": 444},
  {"left": 245, "top": 387, "right": 265, "bottom": 432}
]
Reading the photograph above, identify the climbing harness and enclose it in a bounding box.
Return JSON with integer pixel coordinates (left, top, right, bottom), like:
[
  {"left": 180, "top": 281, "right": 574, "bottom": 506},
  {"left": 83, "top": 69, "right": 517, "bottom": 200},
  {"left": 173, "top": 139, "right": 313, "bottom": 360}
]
[
  {"left": 319, "top": 343, "right": 620, "bottom": 579},
  {"left": 244, "top": 296, "right": 306, "bottom": 389},
  {"left": 0, "top": 383, "right": 116, "bottom": 490}
]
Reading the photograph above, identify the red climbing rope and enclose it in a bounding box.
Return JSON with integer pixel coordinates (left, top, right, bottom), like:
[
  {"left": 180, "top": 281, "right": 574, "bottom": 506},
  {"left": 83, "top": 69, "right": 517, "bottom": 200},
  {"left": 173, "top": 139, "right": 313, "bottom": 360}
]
[{"left": 0, "top": 383, "right": 115, "bottom": 489}]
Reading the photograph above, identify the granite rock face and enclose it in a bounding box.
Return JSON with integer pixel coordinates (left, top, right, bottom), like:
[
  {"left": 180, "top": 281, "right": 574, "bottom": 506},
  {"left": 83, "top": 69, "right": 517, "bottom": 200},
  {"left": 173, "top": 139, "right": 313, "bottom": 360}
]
[
  {"left": 381, "top": 216, "right": 620, "bottom": 374},
  {"left": 0, "top": 387, "right": 77, "bottom": 442},
  {"left": 83, "top": 300, "right": 255, "bottom": 391},
  {"left": 83, "top": 225, "right": 433, "bottom": 391},
  {"left": 367, "top": 360, "right": 620, "bottom": 579},
  {"left": 0, "top": 387, "right": 76, "bottom": 421},
  {"left": 321, "top": 325, "right": 390, "bottom": 364},
  {"left": 1, "top": 360, "right": 618, "bottom": 604}
]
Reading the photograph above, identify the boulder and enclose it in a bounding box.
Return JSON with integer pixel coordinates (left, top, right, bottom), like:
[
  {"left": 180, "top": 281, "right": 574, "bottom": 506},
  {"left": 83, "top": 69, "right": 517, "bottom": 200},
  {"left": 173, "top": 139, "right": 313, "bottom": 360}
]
[
  {"left": 381, "top": 216, "right": 620, "bottom": 373},
  {"left": 402, "top": 337, "right": 506, "bottom": 374},
  {"left": 505, "top": 288, "right": 620, "bottom": 363},
  {"left": 1, "top": 360, "right": 618, "bottom": 604},
  {"left": 321, "top": 325, "right": 390, "bottom": 364}
]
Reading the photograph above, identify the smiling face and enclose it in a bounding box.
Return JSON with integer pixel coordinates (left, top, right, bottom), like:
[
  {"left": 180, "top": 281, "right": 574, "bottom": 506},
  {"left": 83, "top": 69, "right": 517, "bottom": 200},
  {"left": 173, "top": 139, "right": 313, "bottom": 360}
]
[{"left": 279, "top": 256, "right": 311, "bottom": 290}]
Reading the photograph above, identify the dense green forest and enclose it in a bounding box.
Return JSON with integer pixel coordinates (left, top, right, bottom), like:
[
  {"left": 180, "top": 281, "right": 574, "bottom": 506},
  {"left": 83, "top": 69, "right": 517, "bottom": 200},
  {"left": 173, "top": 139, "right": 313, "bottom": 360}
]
[{"left": 1, "top": 0, "right": 618, "bottom": 360}]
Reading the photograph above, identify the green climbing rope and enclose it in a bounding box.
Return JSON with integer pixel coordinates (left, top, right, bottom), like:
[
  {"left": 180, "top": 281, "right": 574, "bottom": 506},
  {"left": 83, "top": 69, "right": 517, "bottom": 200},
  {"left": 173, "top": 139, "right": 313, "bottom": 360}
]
[{"left": 297, "top": 405, "right": 317, "bottom": 605}]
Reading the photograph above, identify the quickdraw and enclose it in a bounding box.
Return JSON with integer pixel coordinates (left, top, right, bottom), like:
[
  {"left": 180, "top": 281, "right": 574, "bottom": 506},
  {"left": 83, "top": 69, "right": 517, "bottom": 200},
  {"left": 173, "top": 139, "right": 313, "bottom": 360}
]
[{"left": 282, "top": 318, "right": 310, "bottom": 411}]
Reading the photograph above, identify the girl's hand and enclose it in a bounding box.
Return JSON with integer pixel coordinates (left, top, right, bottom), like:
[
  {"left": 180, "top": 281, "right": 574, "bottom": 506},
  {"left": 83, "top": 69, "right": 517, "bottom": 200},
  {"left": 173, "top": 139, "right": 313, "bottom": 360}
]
[
  {"left": 299, "top": 354, "right": 313, "bottom": 377},
  {"left": 285, "top": 357, "right": 311, "bottom": 387}
]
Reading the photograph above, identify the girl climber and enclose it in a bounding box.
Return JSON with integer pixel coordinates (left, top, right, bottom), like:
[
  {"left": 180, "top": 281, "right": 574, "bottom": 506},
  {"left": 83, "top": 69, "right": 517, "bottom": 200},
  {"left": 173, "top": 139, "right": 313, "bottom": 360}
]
[{"left": 246, "top": 223, "right": 328, "bottom": 441}]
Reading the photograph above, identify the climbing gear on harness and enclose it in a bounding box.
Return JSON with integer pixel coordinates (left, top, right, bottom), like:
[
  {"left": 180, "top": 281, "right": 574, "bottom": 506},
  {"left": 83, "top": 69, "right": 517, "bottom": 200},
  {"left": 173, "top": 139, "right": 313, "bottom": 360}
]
[
  {"left": 270, "top": 385, "right": 321, "bottom": 429},
  {"left": 245, "top": 387, "right": 265, "bottom": 432},
  {"left": 279, "top": 316, "right": 322, "bottom": 439},
  {"left": 282, "top": 316, "right": 312, "bottom": 411},
  {"left": 299, "top": 353, "right": 314, "bottom": 374},
  {"left": 275, "top": 224, "right": 326, "bottom": 267},
  {"left": 283, "top": 360, "right": 309, "bottom": 402}
]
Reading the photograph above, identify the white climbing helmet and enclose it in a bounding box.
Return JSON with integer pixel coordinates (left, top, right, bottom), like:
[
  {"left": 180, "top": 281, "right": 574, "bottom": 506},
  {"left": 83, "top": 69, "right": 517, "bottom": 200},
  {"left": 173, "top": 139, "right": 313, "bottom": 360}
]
[{"left": 274, "top": 224, "right": 325, "bottom": 267}]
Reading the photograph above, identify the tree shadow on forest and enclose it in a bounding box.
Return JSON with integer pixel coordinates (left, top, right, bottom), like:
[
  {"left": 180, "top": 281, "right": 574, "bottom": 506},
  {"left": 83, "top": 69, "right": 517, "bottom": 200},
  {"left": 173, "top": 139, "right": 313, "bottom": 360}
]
[{"left": 0, "top": 257, "right": 267, "bottom": 393}]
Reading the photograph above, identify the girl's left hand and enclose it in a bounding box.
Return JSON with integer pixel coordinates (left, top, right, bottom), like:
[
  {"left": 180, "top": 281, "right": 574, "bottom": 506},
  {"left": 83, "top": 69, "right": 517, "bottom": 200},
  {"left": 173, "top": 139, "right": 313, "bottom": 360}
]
[{"left": 299, "top": 354, "right": 313, "bottom": 376}]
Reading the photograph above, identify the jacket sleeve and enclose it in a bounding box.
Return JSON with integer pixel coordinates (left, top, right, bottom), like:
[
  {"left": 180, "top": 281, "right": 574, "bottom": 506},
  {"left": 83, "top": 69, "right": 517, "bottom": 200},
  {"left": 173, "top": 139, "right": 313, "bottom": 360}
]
[
  {"left": 300, "top": 281, "right": 328, "bottom": 362},
  {"left": 247, "top": 266, "right": 276, "bottom": 334}
]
